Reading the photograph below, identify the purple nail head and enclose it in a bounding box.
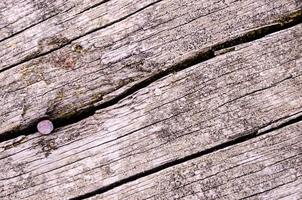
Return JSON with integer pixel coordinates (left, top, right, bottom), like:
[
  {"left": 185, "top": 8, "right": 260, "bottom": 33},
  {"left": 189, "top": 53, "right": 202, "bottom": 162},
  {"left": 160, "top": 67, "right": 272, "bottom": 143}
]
[{"left": 37, "top": 120, "right": 54, "bottom": 135}]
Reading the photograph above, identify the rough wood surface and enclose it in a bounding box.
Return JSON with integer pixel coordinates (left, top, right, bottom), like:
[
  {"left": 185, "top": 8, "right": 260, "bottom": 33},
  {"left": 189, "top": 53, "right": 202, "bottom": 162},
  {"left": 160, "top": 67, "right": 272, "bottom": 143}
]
[
  {"left": 0, "top": 0, "right": 301, "bottom": 136},
  {"left": 0, "top": 0, "right": 76, "bottom": 41},
  {"left": 1, "top": 24, "right": 301, "bottom": 199},
  {"left": 90, "top": 121, "right": 302, "bottom": 200},
  {"left": 0, "top": 0, "right": 159, "bottom": 70}
]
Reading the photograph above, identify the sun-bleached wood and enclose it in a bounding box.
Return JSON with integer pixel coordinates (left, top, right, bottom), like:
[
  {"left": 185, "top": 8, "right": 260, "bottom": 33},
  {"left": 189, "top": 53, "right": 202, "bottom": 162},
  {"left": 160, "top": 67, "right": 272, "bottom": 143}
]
[
  {"left": 90, "top": 121, "right": 302, "bottom": 200},
  {"left": 0, "top": 0, "right": 301, "bottom": 136},
  {"left": 0, "top": 0, "right": 159, "bottom": 70},
  {"left": 0, "top": 24, "right": 301, "bottom": 199}
]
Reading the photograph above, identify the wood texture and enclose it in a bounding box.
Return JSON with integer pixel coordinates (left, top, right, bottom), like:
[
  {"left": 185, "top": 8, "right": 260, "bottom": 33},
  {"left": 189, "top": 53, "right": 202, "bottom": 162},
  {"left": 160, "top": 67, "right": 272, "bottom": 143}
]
[
  {"left": 0, "top": 0, "right": 159, "bottom": 70},
  {"left": 1, "top": 24, "right": 301, "bottom": 199},
  {"left": 90, "top": 121, "right": 302, "bottom": 200},
  {"left": 0, "top": 0, "right": 77, "bottom": 41},
  {"left": 0, "top": 0, "right": 301, "bottom": 136}
]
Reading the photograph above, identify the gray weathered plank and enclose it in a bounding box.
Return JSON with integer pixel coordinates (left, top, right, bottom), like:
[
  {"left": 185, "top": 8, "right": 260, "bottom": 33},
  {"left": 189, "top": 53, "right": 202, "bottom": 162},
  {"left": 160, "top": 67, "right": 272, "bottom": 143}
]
[
  {"left": 0, "top": 0, "right": 301, "bottom": 136},
  {"left": 0, "top": 0, "right": 76, "bottom": 41},
  {"left": 0, "top": 24, "right": 301, "bottom": 199},
  {"left": 89, "top": 121, "right": 302, "bottom": 200},
  {"left": 0, "top": 0, "right": 159, "bottom": 70}
]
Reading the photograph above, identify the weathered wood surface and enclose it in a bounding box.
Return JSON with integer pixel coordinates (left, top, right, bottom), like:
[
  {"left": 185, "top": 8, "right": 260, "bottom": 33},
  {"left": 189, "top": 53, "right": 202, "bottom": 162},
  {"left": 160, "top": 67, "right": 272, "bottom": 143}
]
[
  {"left": 0, "top": 0, "right": 159, "bottom": 70},
  {"left": 90, "top": 121, "right": 302, "bottom": 200},
  {"left": 0, "top": 0, "right": 76, "bottom": 42},
  {"left": 1, "top": 0, "right": 301, "bottom": 136},
  {"left": 1, "top": 24, "right": 301, "bottom": 199}
]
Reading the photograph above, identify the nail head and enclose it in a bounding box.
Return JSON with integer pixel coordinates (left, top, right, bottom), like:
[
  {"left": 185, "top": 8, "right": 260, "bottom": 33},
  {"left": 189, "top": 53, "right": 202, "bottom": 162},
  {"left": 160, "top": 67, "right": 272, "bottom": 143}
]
[{"left": 37, "top": 120, "right": 54, "bottom": 135}]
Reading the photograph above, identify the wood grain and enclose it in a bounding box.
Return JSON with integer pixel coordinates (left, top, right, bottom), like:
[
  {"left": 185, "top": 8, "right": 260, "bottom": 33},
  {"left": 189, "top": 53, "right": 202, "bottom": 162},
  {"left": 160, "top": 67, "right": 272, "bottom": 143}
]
[
  {"left": 0, "top": 24, "right": 301, "bottom": 199},
  {"left": 90, "top": 121, "right": 302, "bottom": 200},
  {"left": 0, "top": 0, "right": 301, "bottom": 136},
  {"left": 0, "top": 0, "right": 77, "bottom": 41},
  {"left": 0, "top": 0, "right": 160, "bottom": 70}
]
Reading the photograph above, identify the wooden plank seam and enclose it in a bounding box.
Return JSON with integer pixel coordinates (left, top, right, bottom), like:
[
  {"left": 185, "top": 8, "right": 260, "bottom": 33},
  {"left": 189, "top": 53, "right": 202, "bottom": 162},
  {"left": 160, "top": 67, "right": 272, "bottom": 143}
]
[
  {"left": 0, "top": 0, "right": 164, "bottom": 74},
  {"left": 0, "top": 10, "right": 301, "bottom": 143},
  {"left": 70, "top": 111, "right": 302, "bottom": 199}
]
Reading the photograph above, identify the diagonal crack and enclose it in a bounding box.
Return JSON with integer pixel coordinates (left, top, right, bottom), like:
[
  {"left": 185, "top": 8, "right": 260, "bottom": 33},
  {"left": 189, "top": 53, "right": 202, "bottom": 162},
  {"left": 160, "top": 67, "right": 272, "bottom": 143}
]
[
  {"left": 0, "top": 11, "right": 61, "bottom": 43},
  {"left": 0, "top": 1, "right": 81, "bottom": 44},
  {"left": 70, "top": 111, "right": 302, "bottom": 200},
  {"left": 75, "top": 0, "right": 111, "bottom": 16},
  {"left": 0, "top": 0, "right": 164, "bottom": 73},
  {"left": 0, "top": 10, "right": 301, "bottom": 143},
  {"left": 215, "top": 75, "right": 294, "bottom": 109}
]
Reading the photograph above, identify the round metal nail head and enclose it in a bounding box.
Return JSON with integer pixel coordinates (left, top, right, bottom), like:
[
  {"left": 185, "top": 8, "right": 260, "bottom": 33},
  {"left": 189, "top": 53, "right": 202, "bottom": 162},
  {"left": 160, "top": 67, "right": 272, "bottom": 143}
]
[{"left": 37, "top": 120, "right": 54, "bottom": 135}]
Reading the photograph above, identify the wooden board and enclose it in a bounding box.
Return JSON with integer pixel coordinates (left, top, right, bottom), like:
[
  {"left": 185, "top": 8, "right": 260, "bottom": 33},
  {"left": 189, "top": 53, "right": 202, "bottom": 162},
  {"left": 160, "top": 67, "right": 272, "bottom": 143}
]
[
  {"left": 0, "top": 0, "right": 159, "bottom": 70},
  {"left": 0, "top": 0, "right": 77, "bottom": 42},
  {"left": 0, "top": 0, "right": 301, "bottom": 136},
  {"left": 90, "top": 121, "right": 302, "bottom": 200},
  {"left": 0, "top": 24, "right": 301, "bottom": 199}
]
